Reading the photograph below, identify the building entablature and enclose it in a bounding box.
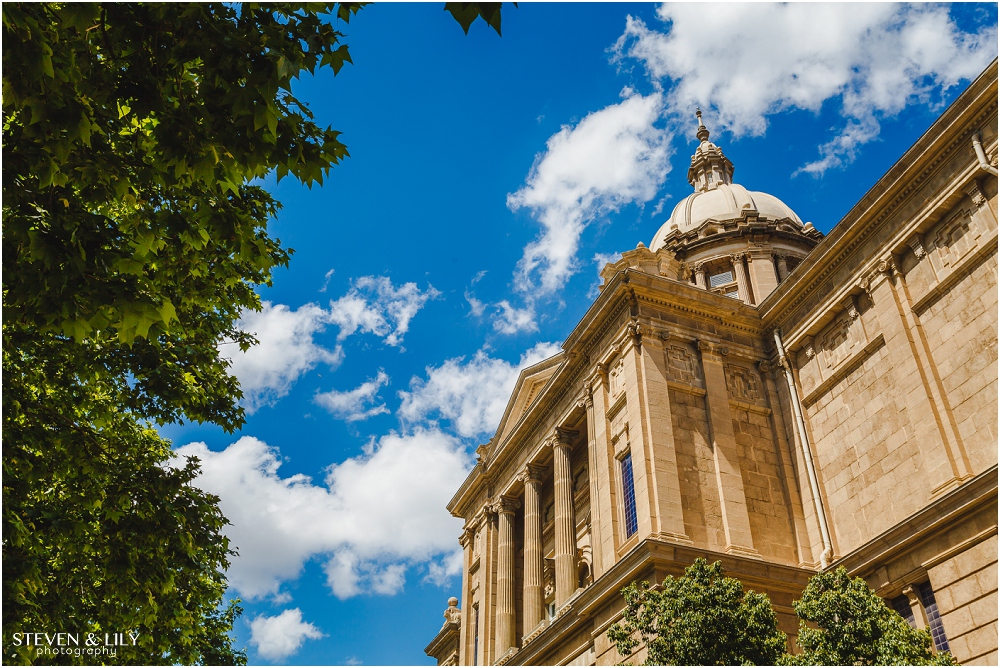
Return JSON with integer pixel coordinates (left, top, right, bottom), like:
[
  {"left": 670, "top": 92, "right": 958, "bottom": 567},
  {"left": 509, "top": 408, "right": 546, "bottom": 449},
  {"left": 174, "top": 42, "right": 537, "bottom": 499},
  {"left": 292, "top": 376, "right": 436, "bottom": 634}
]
[{"left": 759, "top": 61, "right": 998, "bottom": 359}]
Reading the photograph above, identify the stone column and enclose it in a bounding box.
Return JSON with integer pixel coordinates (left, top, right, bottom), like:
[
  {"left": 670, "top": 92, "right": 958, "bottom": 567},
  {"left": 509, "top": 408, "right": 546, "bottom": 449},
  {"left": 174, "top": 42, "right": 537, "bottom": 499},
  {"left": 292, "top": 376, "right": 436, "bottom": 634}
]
[
  {"left": 521, "top": 465, "right": 545, "bottom": 635},
  {"left": 493, "top": 497, "right": 519, "bottom": 659},
  {"left": 776, "top": 254, "right": 789, "bottom": 282},
  {"left": 552, "top": 430, "right": 577, "bottom": 609},
  {"left": 457, "top": 527, "right": 474, "bottom": 666},
  {"left": 730, "top": 253, "right": 752, "bottom": 304},
  {"left": 581, "top": 391, "right": 605, "bottom": 579},
  {"left": 697, "top": 340, "right": 758, "bottom": 557},
  {"left": 747, "top": 248, "right": 779, "bottom": 301},
  {"left": 693, "top": 262, "right": 708, "bottom": 289}
]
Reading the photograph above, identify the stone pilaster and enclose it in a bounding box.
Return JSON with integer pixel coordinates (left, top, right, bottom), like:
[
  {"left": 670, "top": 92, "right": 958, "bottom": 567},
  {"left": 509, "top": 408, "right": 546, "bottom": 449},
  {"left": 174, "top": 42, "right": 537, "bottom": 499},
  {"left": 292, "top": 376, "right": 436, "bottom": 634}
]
[
  {"left": 457, "top": 527, "right": 474, "bottom": 666},
  {"left": 731, "top": 252, "right": 753, "bottom": 304},
  {"left": 581, "top": 390, "right": 605, "bottom": 578},
  {"left": 636, "top": 330, "right": 691, "bottom": 543},
  {"left": 697, "top": 340, "right": 759, "bottom": 557},
  {"left": 759, "top": 360, "right": 817, "bottom": 567},
  {"left": 493, "top": 497, "right": 519, "bottom": 659},
  {"left": 552, "top": 430, "right": 577, "bottom": 609},
  {"left": 589, "top": 366, "right": 620, "bottom": 575},
  {"left": 747, "top": 248, "right": 779, "bottom": 301},
  {"left": 521, "top": 465, "right": 545, "bottom": 636},
  {"left": 860, "top": 259, "right": 972, "bottom": 495}
]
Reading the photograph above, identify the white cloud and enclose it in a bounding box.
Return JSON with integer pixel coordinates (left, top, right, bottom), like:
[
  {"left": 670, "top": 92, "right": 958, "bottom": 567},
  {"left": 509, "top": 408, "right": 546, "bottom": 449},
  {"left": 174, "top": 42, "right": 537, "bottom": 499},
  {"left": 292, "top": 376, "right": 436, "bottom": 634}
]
[
  {"left": 424, "top": 550, "right": 464, "bottom": 587},
  {"left": 492, "top": 300, "right": 538, "bottom": 335},
  {"left": 397, "top": 342, "right": 562, "bottom": 439},
  {"left": 248, "top": 608, "right": 324, "bottom": 662},
  {"left": 220, "top": 302, "right": 343, "bottom": 413},
  {"left": 507, "top": 92, "right": 672, "bottom": 298},
  {"left": 314, "top": 371, "right": 390, "bottom": 422},
  {"left": 465, "top": 291, "right": 486, "bottom": 318},
  {"left": 173, "top": 428, "right": 471, "bottom": 600},
  {"left": 328, "top": 276, "right": 440, "bottom": 348},
  {"left": 614, "top": 3, "right": 997, "bottom": 174},
  {"left": 219, "top": 277, "right": 437, "bottom": 413}
]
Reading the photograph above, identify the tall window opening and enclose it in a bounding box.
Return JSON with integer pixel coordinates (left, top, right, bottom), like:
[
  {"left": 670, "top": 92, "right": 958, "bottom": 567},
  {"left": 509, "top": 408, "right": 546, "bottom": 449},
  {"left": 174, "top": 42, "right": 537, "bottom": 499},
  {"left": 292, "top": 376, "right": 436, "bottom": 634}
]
[
  {"left": 620, "top": 453, "right": 638, "bottom": 538},
  {"left": 918, "top": 583, "right": 951, "bottom": 653},
  {"left": 889, "top": 583, "right": 951, "bottom": 653}
]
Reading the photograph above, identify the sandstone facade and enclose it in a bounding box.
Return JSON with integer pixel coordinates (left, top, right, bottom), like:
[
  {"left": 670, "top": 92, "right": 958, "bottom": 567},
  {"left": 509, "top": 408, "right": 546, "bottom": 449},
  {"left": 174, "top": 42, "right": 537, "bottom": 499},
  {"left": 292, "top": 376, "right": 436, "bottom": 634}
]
[{"left": 426, "top": 61, "right": 998, "bottom": 666}]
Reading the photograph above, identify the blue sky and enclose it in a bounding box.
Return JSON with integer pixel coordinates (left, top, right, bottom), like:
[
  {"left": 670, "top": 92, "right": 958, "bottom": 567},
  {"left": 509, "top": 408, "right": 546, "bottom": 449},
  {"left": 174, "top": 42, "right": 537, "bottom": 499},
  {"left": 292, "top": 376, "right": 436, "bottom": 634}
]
[{"left": 160, "top": 3, "right": 998, "bottom": 664}]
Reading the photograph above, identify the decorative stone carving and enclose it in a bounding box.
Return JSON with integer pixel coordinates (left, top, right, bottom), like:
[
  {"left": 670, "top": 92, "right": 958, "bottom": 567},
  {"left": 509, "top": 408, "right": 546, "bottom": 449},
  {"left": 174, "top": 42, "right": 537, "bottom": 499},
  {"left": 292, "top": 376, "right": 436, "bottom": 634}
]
[
  {"left": 803, "top": 336, "right": 816, "bottom": 360},
  {"left": 934, "top": 212, "right": 978, "bottom": 267},
  {"left": 666, "top": 344, "right": 699, "bottom": 385},
  {"left": 966, "top": 180, "right": 987, "bottom": 208},
  {"left": 842, "top": 295, "right": 860, "bottom": 321},
  {"left": 758, "top": 360, "right": 771, "bottom": 374},
  {"left": 724, "top": 364, "right": 762, "bottom": 403},
  {"left": 907, "top": 234, "right": 927, "bottom": 260},
  {"left": 442, "top": 597, "right": 461, "bottom": 627},
  {"left": 492, "top": 497, "right": 520, "bottom": 515},
  {"left": 821, "top": 318, "right": 853, "bottom": 369}
]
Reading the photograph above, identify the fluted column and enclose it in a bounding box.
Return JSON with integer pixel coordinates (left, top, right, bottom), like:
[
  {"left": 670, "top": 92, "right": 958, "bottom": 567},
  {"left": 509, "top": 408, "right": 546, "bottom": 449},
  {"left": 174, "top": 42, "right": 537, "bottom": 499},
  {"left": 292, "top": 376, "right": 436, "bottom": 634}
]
[
  {"left": 521, "top": 465, "right": 545, "bottom": 635},
  {"left": 731, "top": 253, "right": 752, "bottom": 304},
  {"left": 776, "top": 254, "right": 789, "bottom": 282},
  {"left": 552, "top": 429, "right": 577, "bottom": 609},
  {"left": 493, "top": 497, "right": 519, "bottom": 659},
  {"left": 693, "top": 262, "right": 708, "bottom": 289}
]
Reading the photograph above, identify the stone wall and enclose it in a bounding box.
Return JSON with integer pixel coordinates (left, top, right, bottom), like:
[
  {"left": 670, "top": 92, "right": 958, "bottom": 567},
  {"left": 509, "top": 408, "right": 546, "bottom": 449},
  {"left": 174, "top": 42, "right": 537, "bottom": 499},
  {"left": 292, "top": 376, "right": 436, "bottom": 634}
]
[{"left": 929, "top": 533, "right": 998, "bottom": 665}]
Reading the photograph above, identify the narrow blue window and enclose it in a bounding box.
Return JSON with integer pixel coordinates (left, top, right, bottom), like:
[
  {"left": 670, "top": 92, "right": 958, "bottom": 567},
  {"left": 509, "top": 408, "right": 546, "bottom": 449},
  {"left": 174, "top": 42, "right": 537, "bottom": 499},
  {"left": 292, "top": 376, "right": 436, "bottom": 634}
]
[
  {"left": 620, "top": 453, "right": 638, "bottom": 538},
  {"left": 918, "top": 583, "right": 951, "bottom": 653}
]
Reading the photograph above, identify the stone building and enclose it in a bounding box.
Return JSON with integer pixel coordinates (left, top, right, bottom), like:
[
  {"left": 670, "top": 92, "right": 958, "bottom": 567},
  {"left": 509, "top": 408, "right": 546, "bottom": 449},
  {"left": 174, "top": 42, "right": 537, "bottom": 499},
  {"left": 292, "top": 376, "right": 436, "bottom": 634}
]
[{"left": 426, "top": 61, "right": 998, "bottom": 666}]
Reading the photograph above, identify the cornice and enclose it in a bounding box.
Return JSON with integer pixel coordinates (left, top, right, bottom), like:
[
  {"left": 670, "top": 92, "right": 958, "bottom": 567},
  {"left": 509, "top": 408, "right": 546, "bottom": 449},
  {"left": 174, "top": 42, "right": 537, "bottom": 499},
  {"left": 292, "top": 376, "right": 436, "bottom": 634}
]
[
  {"left": 759, "top": 60, "right": 998, "bottom": 339},
  {"left": 832, "top": 465, "right": 998, "bottom": 577}
]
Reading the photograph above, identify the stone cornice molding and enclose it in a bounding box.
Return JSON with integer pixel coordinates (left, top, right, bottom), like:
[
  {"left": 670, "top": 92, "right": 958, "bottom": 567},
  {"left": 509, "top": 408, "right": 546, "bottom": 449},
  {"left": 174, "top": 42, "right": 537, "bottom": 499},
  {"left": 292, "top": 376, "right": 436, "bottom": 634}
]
[{"left": 759, "top": 64, "right": 997, "bottom": 338}]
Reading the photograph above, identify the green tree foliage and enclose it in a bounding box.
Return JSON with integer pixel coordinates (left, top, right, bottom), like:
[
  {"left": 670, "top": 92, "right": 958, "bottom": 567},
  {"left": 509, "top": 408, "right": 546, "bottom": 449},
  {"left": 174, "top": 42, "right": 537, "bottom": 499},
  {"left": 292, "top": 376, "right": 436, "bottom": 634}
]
[
  {"left": 2, "top": 2, "right": 363, "bottom": 663},
  {"left": 607, "top": 558, "right": 787, "bottom": 666},
  {"left": 788, "top": 567, "right": 956, "bottom": 666},
  {"left": 608, "top": 561, "right": 957, "bottom": 667}
]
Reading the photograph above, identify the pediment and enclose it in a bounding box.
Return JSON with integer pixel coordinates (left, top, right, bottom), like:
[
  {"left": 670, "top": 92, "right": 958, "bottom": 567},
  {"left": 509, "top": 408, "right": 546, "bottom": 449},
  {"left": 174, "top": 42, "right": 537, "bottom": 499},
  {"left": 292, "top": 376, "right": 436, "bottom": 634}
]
[{"left": 493, "top": 354, "right": 563, "bottom": 448}]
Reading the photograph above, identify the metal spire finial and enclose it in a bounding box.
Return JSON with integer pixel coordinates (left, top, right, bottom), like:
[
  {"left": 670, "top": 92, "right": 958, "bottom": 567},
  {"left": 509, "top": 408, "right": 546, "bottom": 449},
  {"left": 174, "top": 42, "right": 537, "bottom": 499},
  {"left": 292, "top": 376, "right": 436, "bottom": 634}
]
[{"left": 695, "top": 107, "right": 710, "bottom": 142}]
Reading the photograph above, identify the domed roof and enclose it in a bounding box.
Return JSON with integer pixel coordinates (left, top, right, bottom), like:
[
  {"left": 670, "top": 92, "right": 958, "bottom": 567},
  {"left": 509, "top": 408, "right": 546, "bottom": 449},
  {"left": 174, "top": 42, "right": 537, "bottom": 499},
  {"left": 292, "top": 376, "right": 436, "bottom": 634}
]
[
  {"left": 650, "top": 184, "right": 803, "bottom": 250},
  {"left": 649, "top": 111, "right": 803, "bottom": 251}
]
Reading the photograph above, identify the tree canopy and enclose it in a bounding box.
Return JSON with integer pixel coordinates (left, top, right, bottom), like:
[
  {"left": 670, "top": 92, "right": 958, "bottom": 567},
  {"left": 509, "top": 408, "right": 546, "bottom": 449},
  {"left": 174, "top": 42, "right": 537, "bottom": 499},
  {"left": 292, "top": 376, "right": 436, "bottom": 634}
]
[
  {"left": 788, "top": 567, "right": 955, "bottom": 666},
  {"left": 3, "top": 2, "right": 356, "bottom": 664},
  {"left": 607, "top": 561, "right": 956, "bottom": 667},
  {"left": 3, "top": 2, "right": 512, "bottom": 662},
  {"left": 607, "top": 558, "right": 788, "bottom": 666}
]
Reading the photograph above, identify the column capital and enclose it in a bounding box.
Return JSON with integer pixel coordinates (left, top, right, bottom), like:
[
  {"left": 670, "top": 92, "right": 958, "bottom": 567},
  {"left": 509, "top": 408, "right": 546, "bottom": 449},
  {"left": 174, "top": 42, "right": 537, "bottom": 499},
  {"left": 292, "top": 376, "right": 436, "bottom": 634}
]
[
  {"left": 859, "top": 256, "right": 897, "bottom": 296},
  {"left": 491, "top": 496, "right": 520, "bottom": 515},
  {"left": 696, "top": 339, "right": 728, "bottom": 357},
  {"left": 459, "top": 527, "right": 475, "bottom": 548},
  {"left": 693, "top": 261, "right": 707, "bottom": 273},
  {"left": 730, "top": 251, "right": 747, "bottom": 263},
  {"left": 553, "top": 427, "right": 578, "bottom": 448},
  {"left": 519, "top": 463, "right": 546, "bottom": 486}
]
